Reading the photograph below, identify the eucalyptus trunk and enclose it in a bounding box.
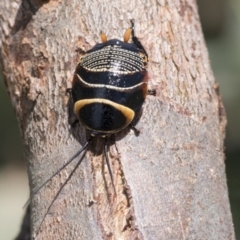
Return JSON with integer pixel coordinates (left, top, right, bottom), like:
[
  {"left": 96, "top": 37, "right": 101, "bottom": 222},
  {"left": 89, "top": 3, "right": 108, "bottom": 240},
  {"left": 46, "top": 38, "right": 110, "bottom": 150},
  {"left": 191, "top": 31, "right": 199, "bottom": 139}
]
[{"left": 0, "top": 0, "right": 235, "bottom": 239}]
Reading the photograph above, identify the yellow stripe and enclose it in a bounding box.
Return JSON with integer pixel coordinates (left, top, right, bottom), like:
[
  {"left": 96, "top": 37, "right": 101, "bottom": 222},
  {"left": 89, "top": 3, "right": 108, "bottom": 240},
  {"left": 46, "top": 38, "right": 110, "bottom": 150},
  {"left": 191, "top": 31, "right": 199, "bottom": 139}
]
[{"left": 74, "top": 99, "right": 135, "bottom": 134}]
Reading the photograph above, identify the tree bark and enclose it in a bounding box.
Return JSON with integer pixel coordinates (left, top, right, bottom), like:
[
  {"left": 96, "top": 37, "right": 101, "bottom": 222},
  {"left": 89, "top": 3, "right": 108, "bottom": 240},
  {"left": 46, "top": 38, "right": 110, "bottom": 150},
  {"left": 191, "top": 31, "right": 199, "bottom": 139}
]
[{"left": 0, "top": 0, "right": 235, "bottom": 239}]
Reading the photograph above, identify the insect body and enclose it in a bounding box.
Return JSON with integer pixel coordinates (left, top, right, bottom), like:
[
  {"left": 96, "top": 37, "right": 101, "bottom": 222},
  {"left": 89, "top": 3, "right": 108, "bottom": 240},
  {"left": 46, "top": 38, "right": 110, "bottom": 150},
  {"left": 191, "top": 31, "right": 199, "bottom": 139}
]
[
  {"left": 71, "top": 19, "right": 148, "bottom": 190},
  {"left": 72, "top": 22, "right": 148, "bottom": 137},
  {"left": 32, "top": 20, "right": 148, "bottom": 238}
]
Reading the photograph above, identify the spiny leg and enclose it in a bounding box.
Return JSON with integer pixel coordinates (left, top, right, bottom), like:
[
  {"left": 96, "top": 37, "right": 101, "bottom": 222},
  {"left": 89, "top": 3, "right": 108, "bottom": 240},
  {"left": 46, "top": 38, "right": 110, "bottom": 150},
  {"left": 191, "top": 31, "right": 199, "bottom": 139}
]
[
  {"left": 33, "top": 151, "right": 87, "bottom": 239},
  {"left": 104, "top": 138, "right": 116, "bottom": 194},
  {"left": 24, "top": 138, "right": 92, "bottom": 209}
]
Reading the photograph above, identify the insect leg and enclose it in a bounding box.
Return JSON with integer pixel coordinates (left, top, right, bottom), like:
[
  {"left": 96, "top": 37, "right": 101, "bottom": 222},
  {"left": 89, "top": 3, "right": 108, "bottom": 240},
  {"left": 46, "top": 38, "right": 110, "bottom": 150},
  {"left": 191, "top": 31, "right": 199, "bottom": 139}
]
[
  {"left": 130, "top": 125, "right": 140, "bottom": 136},
  {"left": 147, "top": 89, "right": 157, "bottom": 96}
]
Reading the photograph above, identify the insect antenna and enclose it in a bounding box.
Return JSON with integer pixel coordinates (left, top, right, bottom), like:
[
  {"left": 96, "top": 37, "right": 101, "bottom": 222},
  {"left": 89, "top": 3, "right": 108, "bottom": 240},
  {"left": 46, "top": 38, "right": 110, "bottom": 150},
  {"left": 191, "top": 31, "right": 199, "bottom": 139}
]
[
  {"left": 23, "top": 138, "right": 92, "bottom": 209},
  {"left": 34, "top": 150, "right": 87, "bottom": 239},
  {"left": 104, "top": 138, "right": 116, "bottom": 195}
]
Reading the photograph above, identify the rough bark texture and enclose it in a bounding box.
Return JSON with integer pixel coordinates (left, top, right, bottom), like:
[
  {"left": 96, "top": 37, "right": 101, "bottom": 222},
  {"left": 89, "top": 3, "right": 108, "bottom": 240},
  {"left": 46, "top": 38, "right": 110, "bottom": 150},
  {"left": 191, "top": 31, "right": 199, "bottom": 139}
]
[{"left": 0, "top": 0, "right": 235, "bottom": 239}]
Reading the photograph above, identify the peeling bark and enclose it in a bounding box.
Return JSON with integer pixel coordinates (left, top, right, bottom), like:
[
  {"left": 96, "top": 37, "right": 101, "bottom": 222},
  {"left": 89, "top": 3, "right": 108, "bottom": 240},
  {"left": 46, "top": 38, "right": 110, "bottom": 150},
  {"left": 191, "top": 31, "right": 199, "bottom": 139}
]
[{"left": 0, "top": 0, "right": 235, "bottom": 239}]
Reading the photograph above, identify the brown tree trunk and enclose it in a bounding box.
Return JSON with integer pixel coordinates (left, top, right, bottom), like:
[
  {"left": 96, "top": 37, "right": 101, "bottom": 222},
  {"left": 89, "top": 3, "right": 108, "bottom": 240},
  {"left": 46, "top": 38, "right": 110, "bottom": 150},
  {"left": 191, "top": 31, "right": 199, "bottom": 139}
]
[{"left": 0, "top": 0, "right": 235, "bottom": 239}]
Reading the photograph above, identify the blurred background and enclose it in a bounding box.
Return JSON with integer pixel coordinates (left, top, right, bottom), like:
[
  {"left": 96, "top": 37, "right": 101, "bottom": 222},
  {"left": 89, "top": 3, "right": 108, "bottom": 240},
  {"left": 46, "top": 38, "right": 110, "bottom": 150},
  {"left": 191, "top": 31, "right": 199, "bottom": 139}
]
[{"left": 0, "top": 0, "right": 240, "bottom": 239}]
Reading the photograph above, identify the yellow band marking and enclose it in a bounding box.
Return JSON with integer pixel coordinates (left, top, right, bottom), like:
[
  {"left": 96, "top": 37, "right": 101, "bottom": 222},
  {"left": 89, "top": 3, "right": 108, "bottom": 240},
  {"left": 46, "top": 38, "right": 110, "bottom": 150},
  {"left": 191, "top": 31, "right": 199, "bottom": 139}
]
[{"left": 74, "top": 98, "right": 135, "bottom": 134}]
